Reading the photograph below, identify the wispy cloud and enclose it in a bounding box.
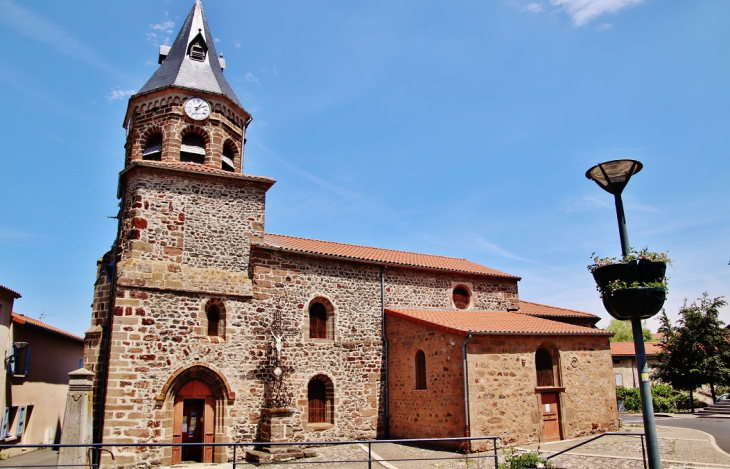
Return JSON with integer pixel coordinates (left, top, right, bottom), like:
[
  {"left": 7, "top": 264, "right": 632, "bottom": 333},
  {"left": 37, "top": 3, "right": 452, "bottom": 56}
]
[
  {"left": 105, "top": 88, "right": 136, "bottom": 102},
  {"left": 522, "top": 2, "right": 545, "bottom": 13},
  {"left": 233, "top": 41, "right": 242, "bottom": 50},
  {"left": 147, "top": 13, "right": 174, "bottom": 45},
  {"left": 560, "top": 193, "right": 612, "bottom": 212},
  {"left": 550, "top": 0, "right": 645, "bottom": 27},
  {"left": 0, "top": 0, "right": 123, "bottom": 77},
  {"left": 245, "top": 73, "right": 260, "bottom": 84},
  {"left": 464, "top": 232, "right": 538, "bottom": 263},
  {"left": 0, "top": 227, "right": 40, "bottom": 241},
  {"left": 595, "top": 22, "right": 614, "bottom": 31}
]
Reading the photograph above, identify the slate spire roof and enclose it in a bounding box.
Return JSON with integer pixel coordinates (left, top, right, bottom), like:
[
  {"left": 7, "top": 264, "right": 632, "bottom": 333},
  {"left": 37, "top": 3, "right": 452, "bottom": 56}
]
[{"left": 136, "top": 0, "right": 244, "bottom": 109}]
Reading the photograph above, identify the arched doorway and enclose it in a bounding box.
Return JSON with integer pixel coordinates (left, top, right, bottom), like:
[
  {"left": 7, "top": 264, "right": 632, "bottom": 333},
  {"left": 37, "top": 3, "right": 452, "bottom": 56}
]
[
  {"left": 173, "top": 379, "right": 214, "bottom": 464},
  {"left": 160, "top": 365, "right": 234, "bottom": 465}
]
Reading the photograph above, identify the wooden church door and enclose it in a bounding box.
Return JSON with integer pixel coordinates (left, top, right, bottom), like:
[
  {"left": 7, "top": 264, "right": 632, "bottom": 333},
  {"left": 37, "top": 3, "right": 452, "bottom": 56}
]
[
  {"left": 541, "top": 392, "right": 561, "bottom": 442},
  {"left": 172, "top": 380, "right": 215, "bottom": 464}
]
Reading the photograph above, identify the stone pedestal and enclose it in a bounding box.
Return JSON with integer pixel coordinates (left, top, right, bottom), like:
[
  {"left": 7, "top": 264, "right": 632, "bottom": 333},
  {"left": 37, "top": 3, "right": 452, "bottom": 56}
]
[
  {"left": 58, "top": 368, "right": 95, "bottom": 468},
  {"left": 246, "top": 408, "right": 316, "bottom": 463},
  {"left": 260, "top": 407, "right": 296, "bottom": 442}
]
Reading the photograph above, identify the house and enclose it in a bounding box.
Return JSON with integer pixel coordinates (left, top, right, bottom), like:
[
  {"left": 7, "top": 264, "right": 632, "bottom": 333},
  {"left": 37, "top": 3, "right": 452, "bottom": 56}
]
[
  {"left": 610, "top": 341, "right": 661, "bottom": 388},
  {"left": 0, "top": 285, "right": 84, "bottom": 457},
  {"left": 83, "top": 1, "right": 618, "bottom": 465}
]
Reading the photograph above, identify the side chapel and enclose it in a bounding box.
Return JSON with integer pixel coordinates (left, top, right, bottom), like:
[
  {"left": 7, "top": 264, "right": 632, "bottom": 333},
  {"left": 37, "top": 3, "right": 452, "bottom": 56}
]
[{"left": 84, "top": 1, "right": 619, "bottom": 465}]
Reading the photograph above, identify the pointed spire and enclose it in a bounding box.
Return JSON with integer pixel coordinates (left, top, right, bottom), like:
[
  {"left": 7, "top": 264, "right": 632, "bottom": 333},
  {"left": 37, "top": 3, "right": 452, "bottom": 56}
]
[{"left": 136, "top": 0, "right": 243, "bottom": 109}]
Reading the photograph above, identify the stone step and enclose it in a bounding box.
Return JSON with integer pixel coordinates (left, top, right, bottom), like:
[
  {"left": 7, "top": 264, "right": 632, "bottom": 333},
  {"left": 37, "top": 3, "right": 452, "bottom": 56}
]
[{"left": 245, "top": 449, "right": 304, "bottom": 464}]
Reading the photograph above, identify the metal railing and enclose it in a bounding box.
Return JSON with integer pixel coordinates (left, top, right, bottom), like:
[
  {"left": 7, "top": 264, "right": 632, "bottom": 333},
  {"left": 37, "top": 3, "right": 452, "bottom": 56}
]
[
  {"left": 0, "top": 435, "right": 502, "bottom": 468},
  {"left": 544, "top": 431, "right": 648, "bottom": 469}
]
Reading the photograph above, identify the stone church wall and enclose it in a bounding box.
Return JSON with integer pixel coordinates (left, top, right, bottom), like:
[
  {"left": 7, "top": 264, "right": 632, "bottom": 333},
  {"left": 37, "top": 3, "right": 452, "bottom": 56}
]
[
  {"left": 466, "top": 334, "right": 619, "bottom": 447},
  {"left": 386, "top": 314, "right": 466, "bottom": 444}
]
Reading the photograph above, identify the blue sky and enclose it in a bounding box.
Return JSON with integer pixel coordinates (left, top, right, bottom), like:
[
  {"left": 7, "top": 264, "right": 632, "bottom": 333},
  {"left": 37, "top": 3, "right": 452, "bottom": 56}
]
[{"left": 0, "top": 0, "right": 728, "bottom": 337}]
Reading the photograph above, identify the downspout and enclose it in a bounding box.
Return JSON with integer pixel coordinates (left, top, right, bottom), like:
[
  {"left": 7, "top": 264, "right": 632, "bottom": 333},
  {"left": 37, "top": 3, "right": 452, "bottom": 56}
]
[
  {"left": 380, "top": 265, "right": 389, "bottom": 438},
  {"left": 462, "top": 332, "right": 473, "bottom": 438},
  {"left": 94, "top": 187, "right": 125, "bottom": 451}
]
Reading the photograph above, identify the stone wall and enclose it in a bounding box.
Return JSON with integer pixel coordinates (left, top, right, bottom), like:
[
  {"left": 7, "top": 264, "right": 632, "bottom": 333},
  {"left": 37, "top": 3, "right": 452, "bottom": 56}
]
[
  {"left": 467, "top": 335, "right": 619, "bottom": 447},
  {"left": 116, "top": 168, "right": 267, "bottom": 297},
  {"left": 386, "top": 314, "right": 466, "bottom": 444},
  {"left": 387, "top": 315, "right": 619, "bottom": 450}
]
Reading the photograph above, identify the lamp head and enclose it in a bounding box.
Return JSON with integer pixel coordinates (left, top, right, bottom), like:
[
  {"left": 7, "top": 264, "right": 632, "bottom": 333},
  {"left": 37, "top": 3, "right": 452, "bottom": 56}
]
[{"left": 586, "top": 159, "right": 643, "bottom": 195}]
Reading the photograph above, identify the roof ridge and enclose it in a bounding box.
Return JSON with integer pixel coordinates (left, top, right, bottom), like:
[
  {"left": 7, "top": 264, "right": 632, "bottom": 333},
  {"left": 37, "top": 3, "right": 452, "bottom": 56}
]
[
  {"left": 519, "top": 299, "right": 597, "bottom": 316},
  {"left": 265, "top": 233, "right": 472, "bottom": 262},
  {"left": 11, "top": 312, "right": 84, "bottom": 342}
]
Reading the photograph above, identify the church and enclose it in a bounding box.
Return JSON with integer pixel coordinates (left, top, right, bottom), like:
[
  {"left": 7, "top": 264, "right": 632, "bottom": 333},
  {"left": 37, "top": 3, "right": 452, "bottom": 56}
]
[{"left": 83, "top": 1, "right": 619, "bottom": 465}]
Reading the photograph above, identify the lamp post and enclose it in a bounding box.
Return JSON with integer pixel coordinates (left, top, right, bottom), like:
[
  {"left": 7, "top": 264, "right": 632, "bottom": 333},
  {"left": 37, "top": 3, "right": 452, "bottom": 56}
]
[{"left": 586, "top": 159, "right": 661, "bottom": 469}]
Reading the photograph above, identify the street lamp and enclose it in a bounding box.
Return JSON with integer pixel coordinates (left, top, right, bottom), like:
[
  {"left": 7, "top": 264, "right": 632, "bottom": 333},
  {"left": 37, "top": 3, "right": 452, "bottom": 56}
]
[{"left": 586, "top": 159, "right": 661, "bottom": 469}]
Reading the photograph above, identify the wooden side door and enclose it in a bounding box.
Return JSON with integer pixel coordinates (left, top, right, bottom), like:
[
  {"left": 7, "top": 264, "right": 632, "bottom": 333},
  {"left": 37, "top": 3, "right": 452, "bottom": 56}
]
[
  {"left": 203, "top": 396, "right": 215, "bottom": 463},
  {"left": 541, "top": 392, "right": 561, "bottom": 442},
  {"left": 172, "top": 396, "right": 184, "bottom": 465}
]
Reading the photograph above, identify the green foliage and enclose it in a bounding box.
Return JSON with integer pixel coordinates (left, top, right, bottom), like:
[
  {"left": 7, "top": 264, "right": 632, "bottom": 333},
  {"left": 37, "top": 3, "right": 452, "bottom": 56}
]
[
  {"left": 588, "top": 247, "right": 673, "bottom": 273},
  {"left": 615, "top": 385, "right": 679, "bottom": 413},
  {"left": 674, "top": 391, "right": 708, "bottom": 410},
  {"left": 606, "top": 319, "right": 653, "bottom": 342},
  {"left": 499, "top": 448, "right": 554, "bottom": 469},
  {"left": 653, "top": 294, "right": 730, "bottom": 393},
  {"left": 603, "top": 278, "right": 669, "bottom": 294}
]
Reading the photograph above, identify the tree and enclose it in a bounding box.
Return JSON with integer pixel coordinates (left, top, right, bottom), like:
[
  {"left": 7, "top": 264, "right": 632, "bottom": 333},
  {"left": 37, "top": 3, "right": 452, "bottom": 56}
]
[
  {"left": 654, "top": 294, "right": 730, "bottom": 409},
  {"left": 606, "top": 319, "right": 653, "bottom": 342}
]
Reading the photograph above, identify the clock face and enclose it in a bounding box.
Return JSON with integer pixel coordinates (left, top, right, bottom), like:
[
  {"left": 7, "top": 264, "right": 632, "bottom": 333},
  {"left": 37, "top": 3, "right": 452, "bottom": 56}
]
[{"left": 184, "top": 97, "right": 211, "bottom": 120}]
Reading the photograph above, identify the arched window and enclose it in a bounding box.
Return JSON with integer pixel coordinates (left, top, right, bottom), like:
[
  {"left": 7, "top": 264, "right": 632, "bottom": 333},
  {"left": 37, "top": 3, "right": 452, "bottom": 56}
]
[
  {"left": 142, "top": 133, "right": 162, "bottom": 161},
  {"left": 203, "top": 299, "right": 226, "bottom": 340},
  {"left": 536, "top": 348, "right": 556, "bottom": 387},
  {"left": 453, "top": 286, "right": 470, "bottom": 310},
  {"left": 222, "top": 142, "right": 236, "bottom": 172},
  {"left": 309, "top": 302, "right": 328, "bottom": 339},
  {"left": 415, "top": 350, "right": 427, "bottom": 390},
  {"left": 307, "top": 376, "right": 334, "bottom": 424},
  {"left": 207, "top": 305, "right": 220, "bottom": 337},
  {"left": 180, "top": 134, "right": 206, "bottom": 164}
]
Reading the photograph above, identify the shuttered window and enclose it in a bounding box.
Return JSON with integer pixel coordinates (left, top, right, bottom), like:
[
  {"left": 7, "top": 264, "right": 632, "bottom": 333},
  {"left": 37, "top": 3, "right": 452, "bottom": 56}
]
[
  {"left": 536, "top": 348, "right": 555, "bottom": 387},
  {"left": 308, "top": 379, "right": 326, "bottom": 423},
  {"left": 309, "top": 303, "right": 327, "bottom": 339}
]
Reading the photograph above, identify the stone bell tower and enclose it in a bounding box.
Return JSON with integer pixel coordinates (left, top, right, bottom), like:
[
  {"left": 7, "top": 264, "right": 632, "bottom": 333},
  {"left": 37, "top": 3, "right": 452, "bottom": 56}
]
[{"left": 84, "top": 1, "right": 275, "bottom": 464}]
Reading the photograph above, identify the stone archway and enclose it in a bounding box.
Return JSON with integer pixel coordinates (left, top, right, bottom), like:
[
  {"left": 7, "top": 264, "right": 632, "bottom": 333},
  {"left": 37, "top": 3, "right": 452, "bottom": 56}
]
[
  {"left": 160, "top": 365, "right": 235, "bottom": 465},
  {"left": 174, "top": 379, "right": 214, "bottom": 464}
]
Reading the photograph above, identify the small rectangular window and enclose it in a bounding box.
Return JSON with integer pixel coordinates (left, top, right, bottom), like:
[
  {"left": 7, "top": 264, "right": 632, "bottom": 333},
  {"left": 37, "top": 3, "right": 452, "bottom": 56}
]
[
  {"left": 615, "top": 374, "right": 623, "bottom": 386},
  {"left": 9, "top": 344, "right": 32, "bottom": 377}
]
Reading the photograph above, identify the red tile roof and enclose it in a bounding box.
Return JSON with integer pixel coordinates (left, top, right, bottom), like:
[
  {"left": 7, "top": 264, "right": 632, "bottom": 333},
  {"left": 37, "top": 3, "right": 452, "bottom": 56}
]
[
  {"left": 0, "top": 284, "right": 21, "bottom": 299},
  {"left": 258, "top": 233, "right": 519, "bottom": 279},
  {"left": 11, "top": 313, "right": 83, "bottom": 342},
  {"left": 124, "top": 161, "right": 276, "bottom": 185},
  {"left": 610, "top": 341, "right": 662, "bottom": 357},
  {"left": 386, "top": 308, "right": 612, "bottom": 337},
  {"left": 518, "top": 300, "right": 599, "bottom": 319}
]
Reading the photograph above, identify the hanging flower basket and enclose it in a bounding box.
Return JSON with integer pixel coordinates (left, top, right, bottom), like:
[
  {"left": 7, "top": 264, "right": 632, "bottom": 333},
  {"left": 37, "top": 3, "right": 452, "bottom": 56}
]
[
  {"left": 588, "top": 249, "right": 670, "bottom": 321},
  {"left": 602, "top": 286, "right": 666, "bottom": 320}
]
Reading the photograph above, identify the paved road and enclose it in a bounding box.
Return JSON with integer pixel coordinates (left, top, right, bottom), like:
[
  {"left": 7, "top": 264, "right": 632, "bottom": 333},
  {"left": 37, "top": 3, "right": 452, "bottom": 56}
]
[
  {"left": 0, "top": 449, "right": 58, "bottom": 468},
  {"left": 621, "top": 413, "right": 730, "bottom": 454}
]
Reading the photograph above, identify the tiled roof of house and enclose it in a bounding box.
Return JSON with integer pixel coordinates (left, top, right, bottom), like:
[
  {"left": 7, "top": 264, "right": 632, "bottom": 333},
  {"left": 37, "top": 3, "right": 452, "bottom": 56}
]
[
  {"left": 11, "top": 313, "right": 84, "bottom": 342},
  {"left": 518, "top": 300, "right": 599, "bottom": 319},
  {"left": 0, "top": 284, "right": 21, "bottom": 299},
  {"left": 610, "top": 341, "right": 662, "bottom": 357},
  {"left": 258, "top": 233, "right": 519, "bottom": 279},
  {"left": 386, "top": 308, "right": 612, "bottom": 337},
  {"left": 124, "top": 161, "right": 276, "bottom": 184}
]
